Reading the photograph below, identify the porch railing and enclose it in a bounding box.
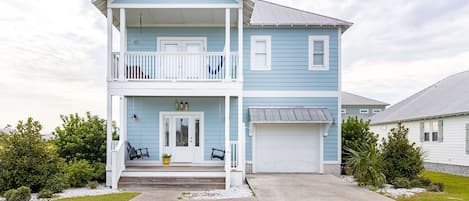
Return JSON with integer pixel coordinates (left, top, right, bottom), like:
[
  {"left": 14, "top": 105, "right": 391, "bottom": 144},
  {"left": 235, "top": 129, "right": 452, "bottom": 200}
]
[
  {"left": 111, "top": 52, "right": 238, "bottom": 81},
  {"left": 230, "top": 141, "right": 238, "bottom": 170},
  {"left": 111, "top": 140, "right": 126, "bottom": 189}
]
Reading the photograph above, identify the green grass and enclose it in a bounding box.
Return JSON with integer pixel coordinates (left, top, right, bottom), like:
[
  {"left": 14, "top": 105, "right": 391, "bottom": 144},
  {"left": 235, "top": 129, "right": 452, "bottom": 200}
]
[
  {"left": 55, "top": 192, "right": 140, "bottom": 201},
  {"left": 397, "top": 171, "right": 469, "bottom": 201}
]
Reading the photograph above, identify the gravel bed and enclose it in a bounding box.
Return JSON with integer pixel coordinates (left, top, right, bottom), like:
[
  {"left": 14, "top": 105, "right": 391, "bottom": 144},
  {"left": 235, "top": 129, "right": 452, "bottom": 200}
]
[
  {"left": 182, "top": 185, "right": 253, "bottom": 200},
  {"left": 341, "top": 175, "right": 427, "bottom": 198}
]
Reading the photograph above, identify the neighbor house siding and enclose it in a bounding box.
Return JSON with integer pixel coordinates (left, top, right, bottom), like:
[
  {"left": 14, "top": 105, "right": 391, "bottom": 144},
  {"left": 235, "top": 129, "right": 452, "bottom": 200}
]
[
  {"left": 370, "top": 115, "right": 469, "bottom": 167},
  {"left": 113, "top": 0, "right": 237, "bottom": 4},
  {"left": 243, "top": 97, "right": 339, "bottom": 162},
  {"left": 126, "top": 96, "right": 237, "bottom": 161},
  {"left": 243, "top": 28, "right": 339, "bottom": 91},
  {"left": 342, "top": 105, "right": 386, "bottom": 120}
]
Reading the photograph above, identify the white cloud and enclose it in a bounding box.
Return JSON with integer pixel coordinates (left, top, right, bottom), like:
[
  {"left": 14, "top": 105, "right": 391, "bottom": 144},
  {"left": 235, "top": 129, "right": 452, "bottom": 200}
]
[{"left": 0, "top": 0, "right": 469, "bottom": 131}]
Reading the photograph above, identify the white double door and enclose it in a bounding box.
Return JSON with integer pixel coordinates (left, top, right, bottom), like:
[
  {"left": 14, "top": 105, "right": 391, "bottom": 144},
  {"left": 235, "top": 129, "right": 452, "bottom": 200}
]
[
  {"left": 159, "top": 38, "right": 206, "bottom": 79},
  {"left": 161, "top": 113, "right": 204, "bottom": 163}
]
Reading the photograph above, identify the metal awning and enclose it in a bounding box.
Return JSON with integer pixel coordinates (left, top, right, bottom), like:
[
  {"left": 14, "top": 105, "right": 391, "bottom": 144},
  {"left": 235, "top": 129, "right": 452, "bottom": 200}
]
[{"left": 248, "top": 107, "right": 333, "bottom": 123}]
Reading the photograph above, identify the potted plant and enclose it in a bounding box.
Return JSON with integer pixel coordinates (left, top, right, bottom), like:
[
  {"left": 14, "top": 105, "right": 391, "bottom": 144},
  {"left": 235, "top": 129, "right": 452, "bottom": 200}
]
[
  {"left": 162, "top": 153, "right": 171, "bottom": 166},
  {"left": 344, "top": 166, "right": 353, "bottom": 176}
]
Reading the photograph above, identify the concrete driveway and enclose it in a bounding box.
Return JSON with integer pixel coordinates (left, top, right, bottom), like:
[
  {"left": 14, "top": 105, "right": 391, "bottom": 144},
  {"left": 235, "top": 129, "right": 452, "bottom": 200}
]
[{"left": 246, "top": 174, "right": 394, "bottom": 201}]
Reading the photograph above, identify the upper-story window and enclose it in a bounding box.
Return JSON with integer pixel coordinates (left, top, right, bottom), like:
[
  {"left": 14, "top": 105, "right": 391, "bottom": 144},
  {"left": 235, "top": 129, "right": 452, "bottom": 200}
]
[
  {"left": 250, "top": 35, "right": 272, "bottom": 71},
  {"left": 359, "top": 109, "right": 369, "bottom": 114},
  {"left": 372, "top": 109, "right": 382, "bottom": 113},
  {"left": 308, "top": 35, "right": 329, "bottom": 71},
  {"left": 341, "top": 109, "right": 346, "bottom": 114}
]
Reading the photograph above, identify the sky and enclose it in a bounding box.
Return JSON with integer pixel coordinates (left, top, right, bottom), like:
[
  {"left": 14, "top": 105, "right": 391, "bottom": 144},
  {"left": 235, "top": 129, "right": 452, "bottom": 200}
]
[{"left": 0, "top": 0, "right": 468, "bottom": 132}]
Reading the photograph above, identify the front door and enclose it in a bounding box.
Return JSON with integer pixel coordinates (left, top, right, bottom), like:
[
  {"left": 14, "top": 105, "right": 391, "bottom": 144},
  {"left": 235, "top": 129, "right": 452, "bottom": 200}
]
[
  {"left": 159, "top": 38, "right": 206, "bottom": 80},
  {"left": 161, "top": 113, "right": 203, "bottom": 163}
]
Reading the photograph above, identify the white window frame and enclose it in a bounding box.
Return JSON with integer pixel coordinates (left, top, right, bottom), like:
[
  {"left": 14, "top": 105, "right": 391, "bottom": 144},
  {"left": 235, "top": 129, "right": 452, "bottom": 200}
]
[
  {"left": 359, "top": 109, "right": 369, "bottom": 114},
  {"left": 341, "top": 109, "right": 346, "bottom": 114},
  {"left": 250, "top": 35, "right": 272, "bottom": 71},
  {"left": 423, "top": 120, "right": 439, "bottom": 143},
  {"left": 372, "top": 109, "right": 382, "bottom": 113},
  {"left": 308, "top": 35, "right": 330, "bottom": 71}
]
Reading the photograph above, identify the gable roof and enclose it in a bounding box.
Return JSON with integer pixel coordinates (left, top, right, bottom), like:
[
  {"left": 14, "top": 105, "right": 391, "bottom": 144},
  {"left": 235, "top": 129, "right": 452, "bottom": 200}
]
[
  {"left": 249, "top": 0, "right": 352, "bottom": 31},
  {"left": 342, "top": 92, "right": 389, "bottom": 106},
  {"left": 92, "top": 0, "right": 352, "bottom": 31},
  {"left": 371, "top": 70, "right": 469, "bottom": 125}
]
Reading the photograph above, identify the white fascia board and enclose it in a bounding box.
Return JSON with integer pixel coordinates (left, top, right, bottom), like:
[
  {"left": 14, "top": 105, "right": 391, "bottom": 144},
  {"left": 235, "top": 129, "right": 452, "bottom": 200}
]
[{"left": 109, "top": 3, "right": 241, "bottom": 9}]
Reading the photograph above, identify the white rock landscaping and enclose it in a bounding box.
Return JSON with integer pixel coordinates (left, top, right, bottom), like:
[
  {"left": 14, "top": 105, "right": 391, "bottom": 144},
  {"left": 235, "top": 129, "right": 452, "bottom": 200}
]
[
  {"left": 0, "top": 185, "right": 121, "bottom": 201},
  {"left": 182, "top": 185, "right": 253, "bottom": 200}
]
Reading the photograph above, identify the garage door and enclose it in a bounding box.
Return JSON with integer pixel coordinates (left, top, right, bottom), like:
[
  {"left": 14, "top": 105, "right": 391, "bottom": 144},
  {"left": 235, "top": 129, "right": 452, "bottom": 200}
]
[{"left": 254, "top": 124, "right": 321, "bottom": 173}]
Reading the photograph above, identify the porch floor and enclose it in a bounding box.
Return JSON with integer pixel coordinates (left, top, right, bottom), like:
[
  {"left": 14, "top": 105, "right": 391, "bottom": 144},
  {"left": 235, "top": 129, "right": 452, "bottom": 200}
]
[{"left": 125, "top": 165, "right": 224, "bottom": 172}]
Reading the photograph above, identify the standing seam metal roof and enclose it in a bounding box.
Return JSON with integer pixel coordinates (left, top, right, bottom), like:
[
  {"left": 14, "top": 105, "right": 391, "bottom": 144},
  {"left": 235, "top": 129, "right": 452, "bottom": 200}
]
[{"left": 249, "top": 107, "right": 333, "bottom": 123}]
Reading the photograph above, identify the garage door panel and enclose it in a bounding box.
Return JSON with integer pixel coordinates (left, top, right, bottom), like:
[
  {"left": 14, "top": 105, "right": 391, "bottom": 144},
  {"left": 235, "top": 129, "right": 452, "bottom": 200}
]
[{"left": 255, "top": 124, "right": 321, "bottom": 173}]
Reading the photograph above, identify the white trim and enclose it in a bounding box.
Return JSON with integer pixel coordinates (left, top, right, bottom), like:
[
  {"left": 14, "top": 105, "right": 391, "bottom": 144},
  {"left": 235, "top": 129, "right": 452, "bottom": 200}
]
[
  {"left": 118, "top": 8, "right": 126, "bottom": 81},
  {"left": 105, "top": 94, "right": 113, "bottom": 186},
  {"left": 243, "top": 90, "right": 339, "bottom": 97},
  {"left": 225, "top": 8, "right": 232, "bottom": 81},
  {"left": 251, "top": 121, "right": 332, "bottom": 124},
  {"left": 359, "top": 109, "right": 369, "bottom": 114},
  {"left": 156, "top": 37, "right": 208, "bottom": 52},
  {"left": 121, "top": 171, "right": 225, "bottom": 178},
  {"left": 107, "top": 8, "right": 113, "bottom": 81},
  {"left": 308, "top": 35, "right": 330, "bottom": 71},
  {"left": 323, "top": 161, "right": 340, "bottom": 164},
  {"left": 109, "top": 3, "right": 241, "bottom": 9},
  {"left": 337, "top": 28, "right": 342, "bottom": 165},
  {"left": 372, "top": 108, "right": 382, "bottom": 113},
  {"left": 238, "top": 7, "right": 244, "bottom": 82},
  {"left": 250, "top": 35, "right": 272, "bottom": 71},
  {"left": 158, "top": 112, "right": 205, "bottom": 163},
  {"left": 224, "top": 95, "right": 231, "bottom": 189}
]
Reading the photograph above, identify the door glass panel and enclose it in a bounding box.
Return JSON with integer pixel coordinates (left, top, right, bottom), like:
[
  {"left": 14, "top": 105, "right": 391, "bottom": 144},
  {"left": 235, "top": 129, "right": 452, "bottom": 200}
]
[
  {"left": 164, "top": 118, "right": 170, "bottom": 147},
  {"left": 175, "top": 118, "right": 189, "bottom": 147},
  {"left": 163, "top": 43, "right": 179, "bottom": 52},
  {"left": 195, "top": 119, "right": 200, "bottom": 147},
  {"left": 185, "top": 43, "right": 203, "bottom": 53}
]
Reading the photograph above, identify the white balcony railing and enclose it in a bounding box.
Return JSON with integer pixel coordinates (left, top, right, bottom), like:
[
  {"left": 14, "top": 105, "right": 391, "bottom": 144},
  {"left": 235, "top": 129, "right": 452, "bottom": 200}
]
[
  {"left": 111, "top": 52, "right": 238, "bottom": 81},
  {"left": 111, "top": 140, "right": 126, "bottom": 189}
]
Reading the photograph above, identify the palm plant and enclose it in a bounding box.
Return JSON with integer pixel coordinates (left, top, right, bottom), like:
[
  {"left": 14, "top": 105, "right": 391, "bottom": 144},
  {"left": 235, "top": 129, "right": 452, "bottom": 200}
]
[{"left": 345, "top": 143, "right": 386, "bottom": 188}]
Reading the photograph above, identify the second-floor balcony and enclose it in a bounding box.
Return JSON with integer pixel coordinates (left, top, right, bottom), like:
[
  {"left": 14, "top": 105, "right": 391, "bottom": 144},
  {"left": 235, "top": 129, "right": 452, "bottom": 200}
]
[{"left": 111, "top": 52, "right": 238, "bottom": 81}]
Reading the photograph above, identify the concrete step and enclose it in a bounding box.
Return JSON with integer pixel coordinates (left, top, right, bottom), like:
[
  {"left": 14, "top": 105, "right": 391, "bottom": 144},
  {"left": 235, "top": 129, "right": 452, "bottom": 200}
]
[{"left": 118, "top": 176, "right": 226, "bottom": 190}]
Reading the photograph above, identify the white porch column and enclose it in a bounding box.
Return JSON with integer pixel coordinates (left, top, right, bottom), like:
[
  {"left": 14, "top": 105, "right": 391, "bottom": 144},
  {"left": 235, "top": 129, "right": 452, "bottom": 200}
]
[
  {"left": 225, "top": 8, "right": 231, "bottom": 81},
  {"left": 224, "top": 95, "right": 231, "bottom": 189},
  {"left": 118, "top": 8, "right": 126, "bottom": 81},
  {"left": 237, "top": 95, "right": 244, "bottom": 174},
  {"left": 105, "top": 94, "right": 113, "bottom": 187},
  {"left": 237, "top": 7, "right": 243, "bottom": 81},
  {"left": 107, "top": 8, "right": 113, "bottom": 81}
]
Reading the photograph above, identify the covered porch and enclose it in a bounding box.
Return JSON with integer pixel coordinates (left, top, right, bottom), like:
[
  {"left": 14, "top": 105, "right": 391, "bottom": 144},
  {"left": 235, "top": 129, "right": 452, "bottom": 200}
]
[{"left": 107, "top": 96, "right": 244, "bottom": 189}]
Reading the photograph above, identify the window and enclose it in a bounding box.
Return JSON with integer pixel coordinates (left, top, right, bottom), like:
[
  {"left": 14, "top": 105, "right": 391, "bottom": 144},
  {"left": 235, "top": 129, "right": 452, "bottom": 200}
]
[
  {"left": 164, "top": 118, "right": 170, "bottom": 146},
  {"left": 431, "top": 121, "right": 439, "bottom": 142},
  {"left": 422, "top": 120, "right": 442, "bottom": 142},
  {"left": 250, "top": 36, "right": 272, "bottom": 70},
  {"left": 359, "top": 109, "right": 369, "bottom": 114},
  {"left": 423, "top": 122, "right": 430, "bottom": 142},
  {"left": 341, "top": 109, "right": 346, "bottom": 114},
  {"left": 195, "top": 119, "right": 200, "bottom": 147},
  {"left": 372, "top": 109, "right": 382, "bottom": 113},
  {"left": 309, "top": 35, "right": 329, "bottom": 70}
]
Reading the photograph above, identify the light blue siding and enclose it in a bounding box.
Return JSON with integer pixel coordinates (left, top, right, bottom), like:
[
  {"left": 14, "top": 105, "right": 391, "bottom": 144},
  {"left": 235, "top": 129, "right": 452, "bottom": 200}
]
[
  {"left": 243, "top": 28, "right": 339, "bottom": 91},
  {"left": 243, "top": 97, "right": 339, "bottom": 162},
  {"left": 113, "top": 0, "right": 237, "bottom": 4},
  {"left": 126, "top": 96, "right": 238, "bottom": 161}
]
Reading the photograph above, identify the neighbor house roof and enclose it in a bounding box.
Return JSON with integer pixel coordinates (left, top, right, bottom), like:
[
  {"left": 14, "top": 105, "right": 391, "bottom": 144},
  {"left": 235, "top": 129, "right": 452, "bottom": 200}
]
[
  {"left": 341, "top": 92, "right": 389, "bottom": 106},
  {"left": 250, "top": 0, "right": 352, "bottom": 31},
  {"left": 92, "top": 0, "right": 352, "bottom": 31},
  {"left": 371, "top": 70, "right": 469, "bottom": 125},
  {"left": 249, "top": 107, "right": 333, "bottom": 123}
]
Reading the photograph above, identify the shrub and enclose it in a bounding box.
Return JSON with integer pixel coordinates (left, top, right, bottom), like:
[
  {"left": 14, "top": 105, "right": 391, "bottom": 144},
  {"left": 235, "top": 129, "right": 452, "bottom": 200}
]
[
  {"left": 38, "top": 189, "right": 53, "bottom": 199},
  {"left": 418, "top": 177, "right": 432, "bottom": 187},
  {"left": 44, "top": 174, "right": 69, "bottom": 193},
  {"left": 0, "top": 118, "right": 66, "bottom": 193},
  {"left": 428, "top": 182, "right": 444, "bottom": 192},
  {"left": 342, "top": 117, "right": 378, "bottom": 164},
  {"left": 4, "top": 186, "right": 31, "bottom": 201},
  {"left": 87, "top": 181, "right": 99, "bottom": 189},
  {"left": 381, "top": 123, "right": 424, "bottom": 183},
  {"left": 66, "top": 160, "right": 95, "bottom": 187},
  {"left": 52, "top": 112, "right": 117, "bottom": 164},
  {"left": 393, "top": 177, "right": 411, "bottom": 189},
  {"left": 345, "top": 143, "right": 386, "bottom": 187},
  {"left": 91, "top": 162, "right": 106, "bottom": 182},
  {"left": 410, "top": 179, "right": 423, "bottom": 188}
]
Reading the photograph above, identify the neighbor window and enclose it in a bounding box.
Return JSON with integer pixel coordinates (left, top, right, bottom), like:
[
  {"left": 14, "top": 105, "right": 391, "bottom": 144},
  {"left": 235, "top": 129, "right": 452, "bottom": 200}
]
[
  {"left": 250, "top": 36, "right": 272, "bottom": 70},
  {"left": 308, "top": 35, "right": 329, "bottom": 70},
  {"left": 422, "top": 120, "right": 441, "bottom": 142},
  {"left": 372, "top": 109, "right": 382, "bottom": 113},
  {"left": 423, "top": 122, "right": 430, "bottom": 142},
  {"left": 359, "top": 109, "right": 369, "bottom": 114},
  {"left": 431, "top": 121, "right": 439, "bottom": 142},
  {"left": 341, "top": 109, "right": 346, "bottom": 114}
]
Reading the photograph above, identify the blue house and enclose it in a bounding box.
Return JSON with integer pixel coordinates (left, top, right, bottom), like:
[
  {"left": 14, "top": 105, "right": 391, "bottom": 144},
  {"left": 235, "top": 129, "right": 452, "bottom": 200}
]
[
  {"left": 341, "top": 92, "right": 389, "bottom": 121},
  {"left": 92, "top": 0, "right": 352, "bottom": 189}
]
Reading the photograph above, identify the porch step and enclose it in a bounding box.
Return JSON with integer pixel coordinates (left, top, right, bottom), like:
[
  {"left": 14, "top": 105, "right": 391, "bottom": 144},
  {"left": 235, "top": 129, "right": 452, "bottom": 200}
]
[{"left": 118, "top": 176, "right": 225, "bottom": 190}]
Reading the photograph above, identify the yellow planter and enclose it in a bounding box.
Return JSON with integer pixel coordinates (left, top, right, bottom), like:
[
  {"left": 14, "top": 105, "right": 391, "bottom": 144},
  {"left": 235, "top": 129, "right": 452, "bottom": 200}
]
[{"left": 162, "top": 157, "right": 171, "bottom": 166}]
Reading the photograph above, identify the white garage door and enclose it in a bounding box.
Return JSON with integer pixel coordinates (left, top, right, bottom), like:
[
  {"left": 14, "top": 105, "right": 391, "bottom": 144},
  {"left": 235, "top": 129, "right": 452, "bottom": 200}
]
[{"left": 254, "top": 124, "right": 321, "bottom": 173}]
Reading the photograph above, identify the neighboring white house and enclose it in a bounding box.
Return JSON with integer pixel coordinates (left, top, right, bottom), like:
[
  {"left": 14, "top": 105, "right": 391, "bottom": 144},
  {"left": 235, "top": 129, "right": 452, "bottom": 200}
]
[{"left": 370, "top": 71, "right": 469, "bottom": 176}]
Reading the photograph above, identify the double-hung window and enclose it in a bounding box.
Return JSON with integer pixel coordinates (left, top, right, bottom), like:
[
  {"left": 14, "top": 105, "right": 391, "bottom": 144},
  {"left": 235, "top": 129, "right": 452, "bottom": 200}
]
[
  {"left": 423, "top": 122, "right": 430, "bottom": 142},
  {"left": 309, "top": 35, "right": 329, "bottom": 70},
  {"left": 250, "top": 36, "right": 272, "bottom": 70},
  {"left": 431, "top": 121, "right": 439, "bottom": 142},
  {"left": 422, "top": 120, "right": 442, "bottom": 142}
]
